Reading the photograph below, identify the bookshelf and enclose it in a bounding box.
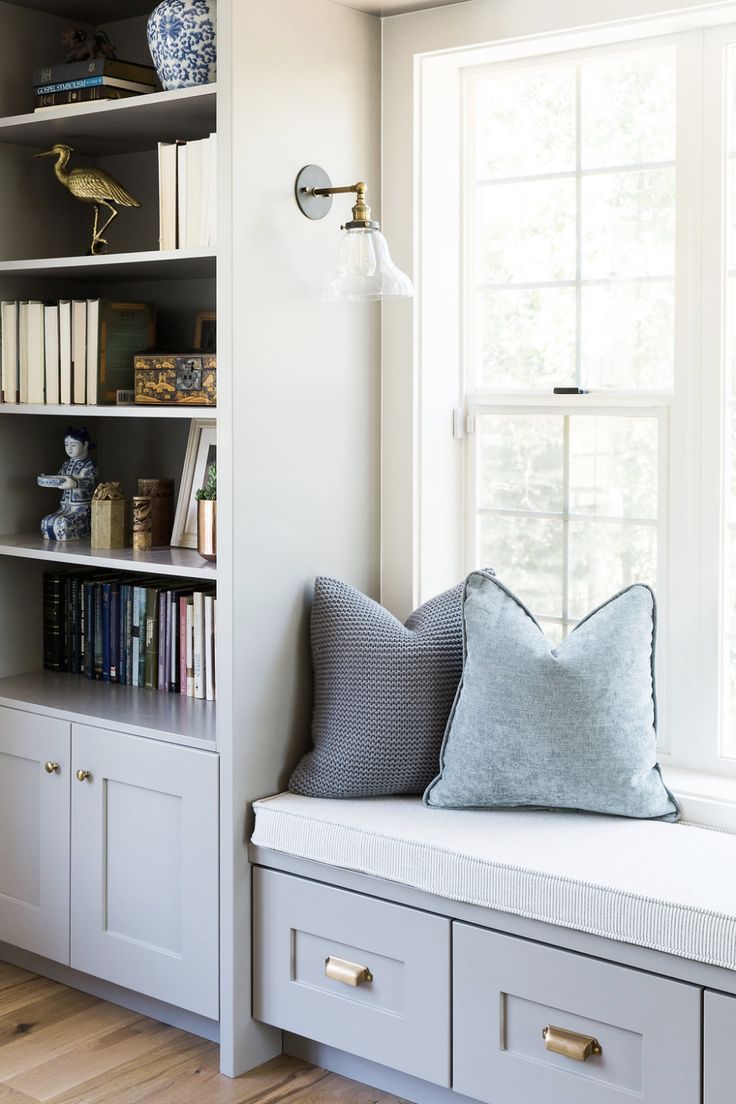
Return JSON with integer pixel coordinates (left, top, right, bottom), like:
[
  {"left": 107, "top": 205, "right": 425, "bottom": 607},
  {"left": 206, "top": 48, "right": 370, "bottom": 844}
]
[
  {"left": 0, "top": 0, "right": 381, "bottom": 1079},
  {"left": 0, "top": 3, "right": 218, "bottom": 726}
]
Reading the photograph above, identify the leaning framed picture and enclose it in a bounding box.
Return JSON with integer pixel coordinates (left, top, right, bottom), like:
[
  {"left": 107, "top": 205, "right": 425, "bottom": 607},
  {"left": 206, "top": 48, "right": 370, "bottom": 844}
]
[{"left": 171, "top": 418, "right": 216, "bottom": 549}]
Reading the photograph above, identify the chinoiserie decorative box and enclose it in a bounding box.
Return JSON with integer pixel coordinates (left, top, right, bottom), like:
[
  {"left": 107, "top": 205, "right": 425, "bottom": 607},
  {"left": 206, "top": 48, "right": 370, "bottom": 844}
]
[{"left": 134, "top": 353, "right": 217, "bottom": 406}]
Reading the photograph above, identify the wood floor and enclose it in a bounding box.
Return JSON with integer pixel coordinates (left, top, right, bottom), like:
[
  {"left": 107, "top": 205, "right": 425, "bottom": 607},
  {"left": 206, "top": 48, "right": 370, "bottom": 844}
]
[{"left": 0, "top": 962, "right": 408, "bottom": 1104}]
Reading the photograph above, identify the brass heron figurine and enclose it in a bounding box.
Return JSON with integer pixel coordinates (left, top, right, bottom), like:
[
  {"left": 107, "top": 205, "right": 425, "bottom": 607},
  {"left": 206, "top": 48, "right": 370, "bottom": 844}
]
[{"left": 35, "top": 143, "right": 142, "bottom": 255}]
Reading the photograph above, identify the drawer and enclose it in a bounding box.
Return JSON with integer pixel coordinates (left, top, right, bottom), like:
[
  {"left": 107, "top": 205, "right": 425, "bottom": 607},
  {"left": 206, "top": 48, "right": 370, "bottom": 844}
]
[
  {"left": 454, "top": 923, "right": 701, "bottom": 1104},
  {"left": 252, "top": 868, "right": 451, "bottom": 1086},
  {"left": 705, "top": 991, "right": 736, "bottom": 1103}
]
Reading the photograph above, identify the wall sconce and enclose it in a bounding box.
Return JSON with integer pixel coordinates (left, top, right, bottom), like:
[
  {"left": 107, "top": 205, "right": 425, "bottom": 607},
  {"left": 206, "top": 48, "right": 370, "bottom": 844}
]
[{"left": 295, "top": 165, "right": 414, "bottom": 301}]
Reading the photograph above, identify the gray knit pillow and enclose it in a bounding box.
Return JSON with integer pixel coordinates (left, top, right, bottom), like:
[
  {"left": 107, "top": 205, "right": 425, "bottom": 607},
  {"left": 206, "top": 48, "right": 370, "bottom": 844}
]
[{"left": 288, "top": 577, "right": 464, "bottom": 798}]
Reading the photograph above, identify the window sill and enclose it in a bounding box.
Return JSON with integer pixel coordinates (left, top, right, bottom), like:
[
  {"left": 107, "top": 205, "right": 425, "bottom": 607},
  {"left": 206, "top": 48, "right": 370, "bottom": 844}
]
[{"left": 663, "top": 766, "right": 736, "bottom": 832}]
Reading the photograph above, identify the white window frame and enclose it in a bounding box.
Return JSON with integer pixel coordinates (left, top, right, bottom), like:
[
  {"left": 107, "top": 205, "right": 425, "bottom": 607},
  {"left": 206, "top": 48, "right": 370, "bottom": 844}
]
[{"left": 393, "top": 11, "right": 736, "bottom": 812}]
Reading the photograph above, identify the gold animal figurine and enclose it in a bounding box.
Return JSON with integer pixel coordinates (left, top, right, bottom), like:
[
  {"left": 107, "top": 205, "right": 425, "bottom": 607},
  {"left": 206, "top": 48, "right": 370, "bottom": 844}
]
[{"left": 35, "top": 144, "right": 141, "bottom": 256}]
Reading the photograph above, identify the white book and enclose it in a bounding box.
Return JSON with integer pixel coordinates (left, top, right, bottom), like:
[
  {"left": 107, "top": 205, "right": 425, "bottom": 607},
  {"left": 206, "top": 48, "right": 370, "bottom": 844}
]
[
  {"left": 18, "top": 302, "right": 30, "bottom": 403},
  {"left": 186, "top": 137, "right": 205, "bottom": 249},
  {"left": 198, "top": 137, "right": 210, "bottom": 253},
  {"left": 208, "top": 132, "right": 217, "bottom": 248},
  {"left": 86, "top": 299, "right": 100, "bottom": 405},
  {"left": 193, "top": 590, "right": 205, "bottom": 700},
  {"left": 26, "top": 302, "right": 45, "bottom": 404},
  {"left": 204, "top": 594, "right": 215, "bottom": 702},
  {"left": 177, "top": 140, "right": 188, "bottom": 249},
  {"left": 71, "top": 300, "right": 87, "bottom": 404},
  {"left": 59, "top": 301, "right": 72, "bottom": 405},
  {"left": 1, "top": 302, "right": 18, "bottom": 405},
  {"left": 43, "top": 304, "right": 60, "bottom": 406},
  {"left": 158, "top": 141, "right": 178, "bottom": 251},
  {"left": 186, "top": 599, "right": 195, "bottom": 697},
  {"left": 211, "top": 597, "right": 217, "bottom": 701}
]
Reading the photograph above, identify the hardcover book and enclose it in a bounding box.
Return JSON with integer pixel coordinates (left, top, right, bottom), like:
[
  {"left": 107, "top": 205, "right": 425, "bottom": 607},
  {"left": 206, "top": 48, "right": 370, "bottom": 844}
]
[
  {"left": 33, "top": 59, "right": 157, "bottom": 87},
  {"left": 43, "top": 571, "right": 66, "bottom": 672},
  {"left": 35, "top": 75, "right": 154, "bottom": 96},
  {"left": 34, "top": 87, "right": 140, "bottom": 110}
]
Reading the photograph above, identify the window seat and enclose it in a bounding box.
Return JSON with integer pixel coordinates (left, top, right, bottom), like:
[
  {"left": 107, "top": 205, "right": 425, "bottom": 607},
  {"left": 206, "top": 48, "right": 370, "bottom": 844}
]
[{"left": 251, "top": 793, "right": 736, "bottom": 971}]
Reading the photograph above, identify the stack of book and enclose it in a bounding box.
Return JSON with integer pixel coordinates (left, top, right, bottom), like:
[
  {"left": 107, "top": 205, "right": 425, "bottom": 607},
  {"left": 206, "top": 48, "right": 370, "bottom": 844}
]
[
  {"left": 43, "top": 570, "right": 217, "bottom": 701},
  {"left": 158, "top": 135, "right": 217, "bottom": 250},
  {"left": 0, "top": 299, "right": 154, "bottom": 406},
  {"left": 33, "top": 59, "right": 158, "bottom": 111}
]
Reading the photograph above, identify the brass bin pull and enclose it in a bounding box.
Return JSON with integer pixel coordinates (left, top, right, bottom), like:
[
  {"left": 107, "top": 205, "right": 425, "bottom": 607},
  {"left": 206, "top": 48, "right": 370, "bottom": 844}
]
[
  {"left": 543, "top": 1025, "right": 602, "bottom": 1062},
  {"left": 324, "top": 955, "right": 373, "bottom": 988}
]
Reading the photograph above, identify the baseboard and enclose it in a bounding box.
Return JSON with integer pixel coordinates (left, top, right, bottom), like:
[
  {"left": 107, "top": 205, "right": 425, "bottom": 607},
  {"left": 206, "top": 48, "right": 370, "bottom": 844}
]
[
  {"left": 0, "top": 941, "right": 220, "bottom": 1043},
  {"left": 285, "top": 1034, "right": 473, "bottom": 1104}
]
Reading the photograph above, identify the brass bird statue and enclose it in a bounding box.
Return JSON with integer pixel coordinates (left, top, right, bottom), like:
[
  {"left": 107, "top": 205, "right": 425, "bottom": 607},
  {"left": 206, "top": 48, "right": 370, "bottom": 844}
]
[{"left": 35, "top": 143, "right": 142, "bottom": 255}]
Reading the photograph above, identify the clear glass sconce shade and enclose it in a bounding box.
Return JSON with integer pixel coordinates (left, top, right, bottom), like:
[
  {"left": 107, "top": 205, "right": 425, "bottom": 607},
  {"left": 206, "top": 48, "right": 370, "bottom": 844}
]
[{"left": 323, "top": 226, "right": 414, "bottom": 301}]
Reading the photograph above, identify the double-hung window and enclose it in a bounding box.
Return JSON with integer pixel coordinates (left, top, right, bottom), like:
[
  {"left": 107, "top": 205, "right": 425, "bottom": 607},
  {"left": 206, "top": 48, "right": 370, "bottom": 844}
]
[{"left": 415, "top": 23, "right": 736, "bottom": 784}]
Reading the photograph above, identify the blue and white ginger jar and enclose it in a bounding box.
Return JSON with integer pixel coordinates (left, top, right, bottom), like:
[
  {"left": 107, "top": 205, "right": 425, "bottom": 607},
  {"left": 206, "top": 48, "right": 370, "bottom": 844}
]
[{"left": 147, "top": 0, "right": 217, "bottom": 92}]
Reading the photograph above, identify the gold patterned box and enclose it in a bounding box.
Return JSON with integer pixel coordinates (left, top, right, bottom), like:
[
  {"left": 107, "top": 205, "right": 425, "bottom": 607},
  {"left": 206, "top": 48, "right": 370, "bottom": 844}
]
[{"left": 134, "top": 354, "right": 216, "bottom": 406}]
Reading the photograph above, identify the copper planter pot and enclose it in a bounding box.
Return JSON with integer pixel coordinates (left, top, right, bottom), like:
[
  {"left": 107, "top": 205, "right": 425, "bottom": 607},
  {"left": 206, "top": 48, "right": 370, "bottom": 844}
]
[{"left": 197, "top": 500, "right": 217, "bottom": 561}]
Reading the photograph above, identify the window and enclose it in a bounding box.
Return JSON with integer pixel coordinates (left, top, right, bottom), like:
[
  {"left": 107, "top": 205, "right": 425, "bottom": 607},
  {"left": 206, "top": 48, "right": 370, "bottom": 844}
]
[
  {"left": 465, "top": 44, "right": 674, "bottom": 644},
  {"left": 415, "top": 25, "right": 736, "bottom": 779}
]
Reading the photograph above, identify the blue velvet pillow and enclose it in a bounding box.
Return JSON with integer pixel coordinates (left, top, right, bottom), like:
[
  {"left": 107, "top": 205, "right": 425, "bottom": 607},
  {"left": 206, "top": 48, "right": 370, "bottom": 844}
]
[{"left": 424, "top": 572, "right": 680, "bottom": 821}]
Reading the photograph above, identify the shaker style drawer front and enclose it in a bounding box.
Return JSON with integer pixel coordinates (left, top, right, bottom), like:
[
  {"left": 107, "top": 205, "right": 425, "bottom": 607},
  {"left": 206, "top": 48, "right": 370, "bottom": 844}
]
[
  {"left": 705, "top": 991, "right": 736, "bottom": 1103},
  {"left": 253, "top": 868, "right": 451, "bottom": 1087},
  {"left": 453, "top": 923, "right": 701, "bottom": 1104},
  {"left": 0, "top": 707, "right": 70, "bottom": 964}
]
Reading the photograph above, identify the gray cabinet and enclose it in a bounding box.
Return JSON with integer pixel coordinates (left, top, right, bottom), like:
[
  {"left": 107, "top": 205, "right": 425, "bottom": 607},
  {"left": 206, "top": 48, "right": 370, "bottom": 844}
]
[
  {"left": 71, "top": 724, "right": 219, "bottom": 1019},
  {"left": 453, "top": 923, "right": 701, "bottom": 1104},
  {"left": 253, "top": 867, "right": 452, "bottom": 1086},
  {"left": 705, "top": 990, "right": 736, "bottom": 1103},
  {"left": 0, "top": 707, "right": 70, "bottom": 964}
]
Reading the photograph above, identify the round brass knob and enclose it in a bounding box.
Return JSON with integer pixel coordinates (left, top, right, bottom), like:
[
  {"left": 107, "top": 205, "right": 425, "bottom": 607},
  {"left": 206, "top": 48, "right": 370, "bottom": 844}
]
[
  {"left": 76, "top": 769, "right": 91, "bottom": 782},
  {"left": 44, "top": 761, "right": 59, "bottom": 774}
]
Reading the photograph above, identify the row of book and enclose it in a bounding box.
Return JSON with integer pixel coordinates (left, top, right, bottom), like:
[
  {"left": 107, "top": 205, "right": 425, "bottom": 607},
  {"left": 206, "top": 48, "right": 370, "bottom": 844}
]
[
  {"left": 0, "top": 299, "right": 154, "bottom": 406},
  {"left": 158, "top": 135, "right": 217, "bottom": 251},
  {"left": 32, "top": 58, "right": 158, "bottom": 112},
  {"left": 43, "top": 570, "right": 217, "bottom": 701}
]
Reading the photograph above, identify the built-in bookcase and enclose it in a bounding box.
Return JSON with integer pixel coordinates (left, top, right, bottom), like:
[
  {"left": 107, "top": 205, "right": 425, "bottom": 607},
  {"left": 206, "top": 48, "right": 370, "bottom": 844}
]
[{"left": 0, "top": 0, "right": 218, "bottom": 744}]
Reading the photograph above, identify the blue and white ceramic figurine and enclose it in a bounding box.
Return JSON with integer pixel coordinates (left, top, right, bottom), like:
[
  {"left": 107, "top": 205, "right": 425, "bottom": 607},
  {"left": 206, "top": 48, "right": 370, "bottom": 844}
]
[
  {"left": 147, "top": 0, "right": 217, "bottom": 91},
  {"left": 38, "top": 427, "right": 98, "bottom": 541}
]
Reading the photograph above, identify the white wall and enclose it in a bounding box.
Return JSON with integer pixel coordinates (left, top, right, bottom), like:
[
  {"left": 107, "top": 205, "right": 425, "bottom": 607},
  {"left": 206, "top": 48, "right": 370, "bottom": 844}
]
[
  {"left": 219, "top": 0, "right": 381, "bottom": 1076},
  {"left": 381, "top": 0, "right": 736, "bottom": 619}
]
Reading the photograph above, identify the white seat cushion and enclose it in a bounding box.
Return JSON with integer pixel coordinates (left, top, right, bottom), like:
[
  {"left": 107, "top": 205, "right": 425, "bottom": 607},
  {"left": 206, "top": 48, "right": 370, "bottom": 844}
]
[{"left": 252, "top": 793, "right": 736, "bottom": 971}]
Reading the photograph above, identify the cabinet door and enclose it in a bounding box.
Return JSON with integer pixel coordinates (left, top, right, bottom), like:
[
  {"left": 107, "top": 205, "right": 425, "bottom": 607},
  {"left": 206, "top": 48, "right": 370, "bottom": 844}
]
[
  {"left": 70, "top": 724, "right": 219, "bottom": 1019},
  {"left": 705, "top": 991, "right": 736, "bottom": 1103},
  {"left": 0, "top": 707, "right": 70, "bottom": 963}
]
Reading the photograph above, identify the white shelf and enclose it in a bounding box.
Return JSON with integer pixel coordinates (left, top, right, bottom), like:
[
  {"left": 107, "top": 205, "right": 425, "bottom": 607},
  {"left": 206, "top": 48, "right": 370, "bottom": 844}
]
[
  {"left": 0, "top": 249, "right": 216, "bottom": 282},
  {"left": 0, "top": 403, "right": 217, "bottom": 419},
  {"left": 0, "top": 534, "right": 216, "bottom": 579},
  {"left": 0, "top": 671, "right": 216, "bottom": 749},
  {"left": 0, "top": 86, "right": 217, "bottom": 156}
]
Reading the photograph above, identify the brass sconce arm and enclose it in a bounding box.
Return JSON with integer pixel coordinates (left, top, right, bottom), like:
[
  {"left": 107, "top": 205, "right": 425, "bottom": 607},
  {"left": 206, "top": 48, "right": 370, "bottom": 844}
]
[{"left": 295, "top": 167, "right": 376, "bottom": 227}]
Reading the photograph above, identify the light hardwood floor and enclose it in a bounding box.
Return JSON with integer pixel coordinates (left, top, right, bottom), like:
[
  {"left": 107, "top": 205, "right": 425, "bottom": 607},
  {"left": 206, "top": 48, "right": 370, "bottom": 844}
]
[{"left": 0, "top": 962, "right": 408, "bottom": 1104}]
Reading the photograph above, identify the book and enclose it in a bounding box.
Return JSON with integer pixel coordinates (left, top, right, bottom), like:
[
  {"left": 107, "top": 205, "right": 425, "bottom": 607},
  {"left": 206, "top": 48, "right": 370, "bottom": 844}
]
[
  {"left": 35, "top": 75, "right": 155, "bottom": 96},
  {"left": 18, "top": 302, "right": 29, "bottom": 403},
  {"left": 186, "top": 598, "right": 194, "bottom": 697},
  {"left": 59, "top": 301, "right": 72, "bottom": 404},
  {"left": 43, "top": 571, "right": 66, "bottom": 671},
  {"left": 72, "top": 300, "right": 87, "bottom": 404},
  {"left": 34, "top": 87, "right": 141, "bottom": 111},
  {"left": 193, "top": 590, "right": 205, "bottom": 700},
  {"left": 177, "top": 141, "right": 188, "bottom": 251},
  {"left": 33, "top": 58, "right": 157, "bottom": 87},
  {"left": 1, "top": 302, "right": 18, "bottom": 404},
  {"left": 158, "top": 141, "right": 179, "bottom": 251},
  {"left": 88, "top": 300, "right": 155, "bottom": 404},
  {"left": 93, "top": 582, "right": 105, "bottom": 680},
  {"left": 145, "top": 586, "right": 162, "bottom": 690},
  {"left": 179, "top": 595, "right": 189, "bottom": 695},
  {"left": 26, "top": 301, "right": 45, "bottom": 404},
  {"left": 109, "top": 582, "right": 120, "bottom": 683},
  {"left": 83, "top": 580, "right": 95, "bottom": 678},
  {"left": 44, "top": 304, "right": 60, "bottom": 405},
  {"left": 158, "top": 590, "right": 168, "bottom": 692},
  {"left": 205, "top": 594, "right": 215, "bottom": 702}
]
